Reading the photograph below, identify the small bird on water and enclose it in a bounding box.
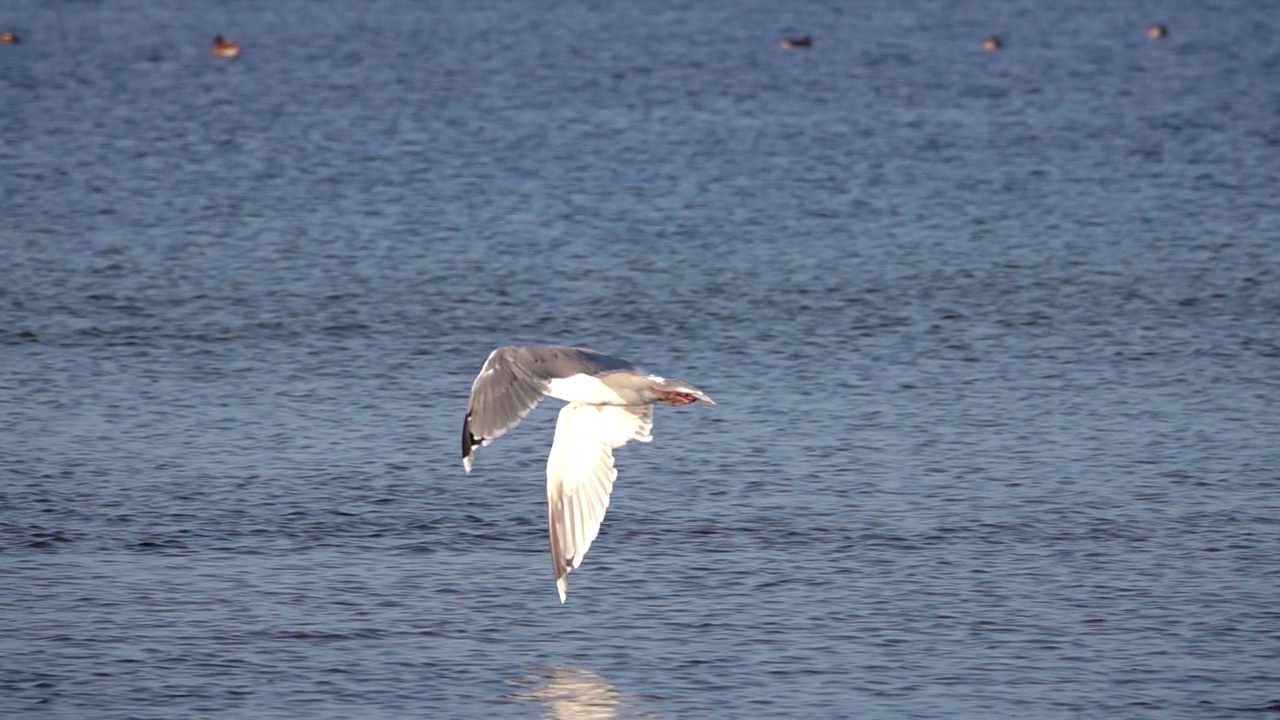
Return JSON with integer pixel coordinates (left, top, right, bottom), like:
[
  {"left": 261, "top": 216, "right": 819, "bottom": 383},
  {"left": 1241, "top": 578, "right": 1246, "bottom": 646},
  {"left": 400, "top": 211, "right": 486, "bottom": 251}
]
[
  {"left": 779, "top": 35, "right": 813, "bottom": 50},
  {"left": 210, "top": 35, "right": 242, "bottom": 58},
  {"left": 461, "top": 345, "right": 714, "bottom": 603}
]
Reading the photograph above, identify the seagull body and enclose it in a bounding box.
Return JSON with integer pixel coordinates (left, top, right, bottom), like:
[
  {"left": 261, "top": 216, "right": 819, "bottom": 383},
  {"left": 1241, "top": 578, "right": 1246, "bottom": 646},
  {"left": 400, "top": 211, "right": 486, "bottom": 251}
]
[{"left": 461, "top": 345, "right": 713, "bottom": 603}]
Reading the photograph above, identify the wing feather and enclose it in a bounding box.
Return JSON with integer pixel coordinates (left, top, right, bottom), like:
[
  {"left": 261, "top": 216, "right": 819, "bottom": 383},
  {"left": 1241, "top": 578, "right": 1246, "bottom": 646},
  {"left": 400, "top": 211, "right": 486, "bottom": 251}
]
[
  {"left": 461, "top": 347, "right": 553, "bottom": 471},
  {"left": 546, "top": 403, "right": 654, "bottom": 603}
]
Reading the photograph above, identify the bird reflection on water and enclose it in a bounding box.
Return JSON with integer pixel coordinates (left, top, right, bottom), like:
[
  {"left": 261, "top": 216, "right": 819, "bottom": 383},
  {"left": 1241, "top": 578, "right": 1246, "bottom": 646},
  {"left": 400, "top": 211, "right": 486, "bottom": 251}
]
[{"left": 508, "top": 666, "right": 653, "bottom": 719}]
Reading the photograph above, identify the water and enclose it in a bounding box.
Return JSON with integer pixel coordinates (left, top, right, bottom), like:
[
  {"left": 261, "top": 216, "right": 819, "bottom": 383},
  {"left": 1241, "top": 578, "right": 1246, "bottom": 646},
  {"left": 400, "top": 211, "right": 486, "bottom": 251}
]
[{"left": 3, "top": 1, "right": 1279, "bottom": 717}]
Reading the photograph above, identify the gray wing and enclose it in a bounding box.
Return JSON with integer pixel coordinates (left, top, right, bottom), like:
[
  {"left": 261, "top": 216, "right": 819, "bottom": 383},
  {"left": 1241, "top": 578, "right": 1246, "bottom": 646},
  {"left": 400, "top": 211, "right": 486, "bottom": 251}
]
[
  {"left": 546, "top": 402, "right": 654, "bottom": 603},
  {"left": 461, "top": 345, "right": 640, "bottom": 472}
]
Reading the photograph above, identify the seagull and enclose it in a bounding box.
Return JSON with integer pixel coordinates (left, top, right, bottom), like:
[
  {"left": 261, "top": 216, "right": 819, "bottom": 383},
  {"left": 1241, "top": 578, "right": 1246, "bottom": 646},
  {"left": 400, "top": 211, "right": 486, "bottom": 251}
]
[{"left": 461, "top": 344, "right": 714, "bottom": 603}]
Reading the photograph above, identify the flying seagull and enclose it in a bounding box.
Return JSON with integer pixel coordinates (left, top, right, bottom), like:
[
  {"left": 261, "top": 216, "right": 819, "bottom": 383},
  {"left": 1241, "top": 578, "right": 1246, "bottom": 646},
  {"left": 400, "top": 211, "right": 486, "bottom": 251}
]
[{"left": 462, "top": 344, "right": 714, "bottom": 603}]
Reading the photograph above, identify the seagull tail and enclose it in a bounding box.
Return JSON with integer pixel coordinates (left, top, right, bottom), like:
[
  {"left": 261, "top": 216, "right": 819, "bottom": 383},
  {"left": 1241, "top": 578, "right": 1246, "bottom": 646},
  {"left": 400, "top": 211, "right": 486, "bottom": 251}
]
[{"left": 557, "top": 576, "right": 568, "bottom": 604}]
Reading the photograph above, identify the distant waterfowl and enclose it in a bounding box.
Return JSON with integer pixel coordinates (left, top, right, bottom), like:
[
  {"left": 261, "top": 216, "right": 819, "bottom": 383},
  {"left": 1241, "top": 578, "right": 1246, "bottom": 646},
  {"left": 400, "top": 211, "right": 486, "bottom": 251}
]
[
  {"left": 779, "top": 35, "right": 813, "bottom": 50},
  {"left": 462, "top": 345, "right": 714, "bottom": 603},
  {"left": 0, "top": 31, "right": 19, "bottom": 45},
  {"left": 982, "top": 35, "right": 1002, "bottom": 51},
  {"left": 209, "top": 35, "right": 241, "bottom": 58},
  {"left": 1148, "top": 24, "right": 1168, "bottom": 40}
]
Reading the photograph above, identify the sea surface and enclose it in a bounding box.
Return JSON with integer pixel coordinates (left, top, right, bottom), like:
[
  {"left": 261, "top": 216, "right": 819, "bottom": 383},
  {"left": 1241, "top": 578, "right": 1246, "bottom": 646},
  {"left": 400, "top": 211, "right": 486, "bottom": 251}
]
[{"left": 3, "top": 1, "right": 1279, "bottom": 718}]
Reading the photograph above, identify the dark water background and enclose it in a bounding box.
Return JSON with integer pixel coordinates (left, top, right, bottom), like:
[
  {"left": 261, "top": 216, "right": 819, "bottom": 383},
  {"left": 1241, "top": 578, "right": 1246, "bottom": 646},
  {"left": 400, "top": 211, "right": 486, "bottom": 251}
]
[{"left": 3, "top": 1, "right": 1279, "bottom": 717}]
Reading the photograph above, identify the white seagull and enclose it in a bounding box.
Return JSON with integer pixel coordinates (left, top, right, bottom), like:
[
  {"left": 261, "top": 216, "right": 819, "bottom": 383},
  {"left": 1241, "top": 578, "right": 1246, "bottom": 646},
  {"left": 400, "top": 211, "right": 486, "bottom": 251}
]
[{"left": 462, "top": 344, "right": 714, "bottom": 603}]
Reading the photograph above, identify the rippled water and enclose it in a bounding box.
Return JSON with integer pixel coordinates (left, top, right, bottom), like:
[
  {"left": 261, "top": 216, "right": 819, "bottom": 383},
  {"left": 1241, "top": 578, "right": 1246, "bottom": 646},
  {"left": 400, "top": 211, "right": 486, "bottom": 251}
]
[{"left": 3, "top": 1, "right": 1279, "bottom": 717}]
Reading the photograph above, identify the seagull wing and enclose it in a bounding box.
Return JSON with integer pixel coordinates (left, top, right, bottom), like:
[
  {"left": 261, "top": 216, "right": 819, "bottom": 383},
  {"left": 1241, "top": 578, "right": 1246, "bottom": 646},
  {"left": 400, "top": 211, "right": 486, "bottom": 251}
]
[
  {"left": 461, "top": 347, "right": 556, "bottom": 472},
  {"left": 546, "top": 403, "right": 653, "bottom": 603}
]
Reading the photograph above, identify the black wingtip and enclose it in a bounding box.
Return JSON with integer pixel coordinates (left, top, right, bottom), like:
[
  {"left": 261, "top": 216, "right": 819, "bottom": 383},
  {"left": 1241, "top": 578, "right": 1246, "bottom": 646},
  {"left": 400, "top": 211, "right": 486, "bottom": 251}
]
[{"left": 461, "top": 412, "right": 480, "bottom": 470}]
